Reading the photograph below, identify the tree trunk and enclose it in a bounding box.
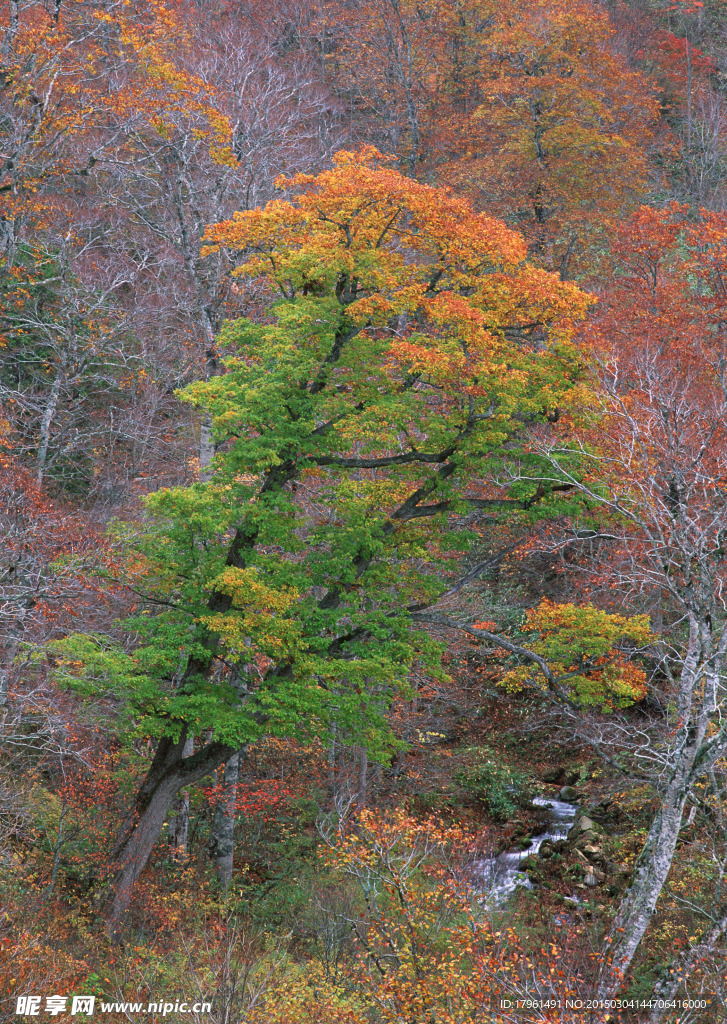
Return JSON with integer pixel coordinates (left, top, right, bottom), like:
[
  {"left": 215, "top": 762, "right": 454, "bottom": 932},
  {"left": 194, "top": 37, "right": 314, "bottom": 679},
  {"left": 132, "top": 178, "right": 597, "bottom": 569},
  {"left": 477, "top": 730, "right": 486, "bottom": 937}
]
[
  {"left": 327, "top": 726, "right": 337, "bottom": 798},
  {"left": 597, "top": 767, "right": 691, "bottom": 998},
  {"left": 685, "top": 36, "right": 693, "bottom": 181},
  {"left": 167, "top": 735, "right": 194, "bottom": 859},
  {"left": 209, "top": 751, "right": 240, "bottom": 889},
  {"left": 1, "top": 0, "right": 19, "bottom": 61},
  {"left": 0, "top": 666, "right": 8, "bottom": 709},
  {"left": 36, "top": 370, "right": 62, "bottom": 487},
  {"left": 199, "top": 343, "right": 217, "bottom": 482},
  {"left": 356, "top": 745, "right": 368, "bottom": 811},
  {"left": 199, "top": 417, "right": 215, "bottom": 481},
  {"left": 104, "top": 733, "right": 236, "bottom": 937},
  {"left": 0, "top": 642, "right": 17, "bottom": 709}
]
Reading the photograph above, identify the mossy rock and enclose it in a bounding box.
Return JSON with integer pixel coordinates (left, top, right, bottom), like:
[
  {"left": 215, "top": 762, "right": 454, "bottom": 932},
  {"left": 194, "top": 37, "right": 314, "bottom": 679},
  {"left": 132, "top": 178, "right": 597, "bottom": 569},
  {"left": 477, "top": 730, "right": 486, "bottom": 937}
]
[
  {"left": 559, "top": 785, "right": 579, "bottom": 801},
  {"left": 572, "top": 813, "right": 601, "bottom": 835}
]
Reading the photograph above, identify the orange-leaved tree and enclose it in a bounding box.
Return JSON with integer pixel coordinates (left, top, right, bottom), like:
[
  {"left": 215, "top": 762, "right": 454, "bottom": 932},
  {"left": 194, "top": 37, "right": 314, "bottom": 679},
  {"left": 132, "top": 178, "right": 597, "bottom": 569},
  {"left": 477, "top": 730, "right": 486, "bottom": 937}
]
[
  {"left": 319, "top": 809, "right": 601, "bottom": 1022},
  {"left": 498, "top": 600, "right": 654, "bottom": 710},
  {"left": 436, "top": 0, "right": 662, "bottom": 278}
]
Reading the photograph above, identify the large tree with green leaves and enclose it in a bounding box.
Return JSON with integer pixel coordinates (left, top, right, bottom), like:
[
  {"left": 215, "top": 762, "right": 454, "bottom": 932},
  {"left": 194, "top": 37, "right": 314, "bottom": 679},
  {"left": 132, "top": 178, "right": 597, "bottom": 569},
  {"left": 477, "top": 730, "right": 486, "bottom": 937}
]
[{"left": 53, "top": 147, "right": 590, "bottom": 931}]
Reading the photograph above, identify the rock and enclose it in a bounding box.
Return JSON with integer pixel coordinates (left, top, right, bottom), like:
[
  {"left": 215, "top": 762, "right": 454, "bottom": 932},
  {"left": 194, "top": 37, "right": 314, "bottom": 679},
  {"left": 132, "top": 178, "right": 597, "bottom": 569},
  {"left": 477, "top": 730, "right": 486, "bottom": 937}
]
[
  {"left": 542, "top": 767, "right": 564, "bottom": 784},
  {"left": 583, "top": 844, "right": 602, "bottom": 855},
  {"left": 518, "top": 856, "right": 539, "bottom": 872},
  {"left": 559, "top": 785, "right": 579, "bottom": 802},
  {"left": 584, "top": 866, "right": 606, "bottom": 886},
  {"left": 576, "top": 832, "right": 601, "bottom": 851},
  {"left": 572, "top": 814, "right": 599, "bottom": 837},
  {"left": 539, "top": 841, "right": 555, "bottom": 859}
]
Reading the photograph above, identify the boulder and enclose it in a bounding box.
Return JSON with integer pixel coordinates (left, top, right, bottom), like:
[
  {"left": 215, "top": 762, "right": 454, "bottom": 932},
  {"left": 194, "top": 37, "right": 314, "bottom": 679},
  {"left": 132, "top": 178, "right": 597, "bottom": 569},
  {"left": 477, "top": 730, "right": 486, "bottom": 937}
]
[
  {"left": 559, "top": 785, "right": 579, "bottom": 802},
  {"left": 572, "top": 814, "right": 601, "bottom": 842},
  {"left": 577, "top": 823, "right": 602, "bottom": 839}
]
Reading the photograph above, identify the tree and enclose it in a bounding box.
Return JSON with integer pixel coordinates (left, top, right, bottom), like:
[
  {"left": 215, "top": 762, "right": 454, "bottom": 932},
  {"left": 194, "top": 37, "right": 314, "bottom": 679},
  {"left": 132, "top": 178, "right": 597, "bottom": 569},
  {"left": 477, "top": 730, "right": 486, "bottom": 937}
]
[
  {"left": 53, "top": 146, "right": 589, "bottom": 931},
  {"left": 320, "top": 0, "right": 457, "bottom": 176},
  {"left": 0, "top": 241, "right": 143, "bottom": 489},
  {"left": 497, "top": 599, "right": 654, "bottom": 711},
  {"left": 484, "top": 203, "right": 727, "bottom": 997},
  {"left": 438, "top": 0, "right": 661, "bottom": 277},
  {"left": 318, "top": 808, "right": 599, "bottom": 1022},
  {"left": 99, "top": 6, "right": 342, "bottom": 355},
  {"left": 0, "top": 0, "right": 218, "bottom": 495},
  {"left": 0, "top": 434, "right": 115, "bottom": 909},
  {"left": 636, "top": 8, "right": 725, "bottom": 205}
]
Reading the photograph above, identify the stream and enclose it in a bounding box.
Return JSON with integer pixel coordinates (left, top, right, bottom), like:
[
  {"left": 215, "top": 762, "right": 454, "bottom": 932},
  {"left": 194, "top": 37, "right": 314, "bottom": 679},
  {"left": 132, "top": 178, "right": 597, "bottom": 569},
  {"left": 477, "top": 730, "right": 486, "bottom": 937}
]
[{"left": 471, "top": 794, "right": 578, "bottom": 903}]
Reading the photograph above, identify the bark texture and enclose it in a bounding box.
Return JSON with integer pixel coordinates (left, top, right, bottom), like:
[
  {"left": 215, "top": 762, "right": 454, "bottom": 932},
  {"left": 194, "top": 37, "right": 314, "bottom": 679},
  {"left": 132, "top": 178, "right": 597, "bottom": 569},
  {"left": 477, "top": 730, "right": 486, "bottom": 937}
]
[
  {"left": 597, "top": 770, "right": 691, "bottom": 998},
  {"left": 167, "top": 734, "right": 195, "bottom": 859},
  {"left": 209, "top": 751, "right": 240, "bottom": 889},
  {"left": 105, "top": 732, "right": 237, "bottom": 936},
  {"left": 356, "top": 745, "right": 368, "bottom": 811}
]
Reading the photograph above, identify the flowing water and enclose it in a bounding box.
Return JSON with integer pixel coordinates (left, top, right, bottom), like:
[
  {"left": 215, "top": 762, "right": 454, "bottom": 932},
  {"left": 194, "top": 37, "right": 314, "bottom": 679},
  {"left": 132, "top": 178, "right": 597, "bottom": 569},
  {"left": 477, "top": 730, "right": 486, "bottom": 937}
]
[{"left": 471, "top": 794, "right": 577, "bottom": 903}]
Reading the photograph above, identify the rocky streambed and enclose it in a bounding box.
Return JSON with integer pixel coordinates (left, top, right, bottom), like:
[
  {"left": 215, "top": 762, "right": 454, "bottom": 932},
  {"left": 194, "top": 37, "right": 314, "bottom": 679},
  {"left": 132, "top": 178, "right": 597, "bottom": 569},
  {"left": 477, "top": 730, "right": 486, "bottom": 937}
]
[
  {"left": 471, "top": 790, "right": 576, "bottom": 902},
  {"left": 471, "top": 788, "right": 631, "bottom": 904}
]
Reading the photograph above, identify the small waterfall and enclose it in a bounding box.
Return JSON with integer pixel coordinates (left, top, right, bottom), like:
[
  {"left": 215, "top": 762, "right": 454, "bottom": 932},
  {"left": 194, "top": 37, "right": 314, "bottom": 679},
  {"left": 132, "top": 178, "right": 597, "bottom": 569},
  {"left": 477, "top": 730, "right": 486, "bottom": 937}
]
[{"left": 471, "top": 795, "right": 577, "bottom": 903}]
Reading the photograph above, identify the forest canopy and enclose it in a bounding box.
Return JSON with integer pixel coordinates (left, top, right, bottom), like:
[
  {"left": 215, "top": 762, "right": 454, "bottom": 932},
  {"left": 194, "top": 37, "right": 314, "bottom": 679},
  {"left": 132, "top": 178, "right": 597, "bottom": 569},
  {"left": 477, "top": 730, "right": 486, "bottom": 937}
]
[{"left": 2, "top": 1, "right": 727, "bottom": 1022}]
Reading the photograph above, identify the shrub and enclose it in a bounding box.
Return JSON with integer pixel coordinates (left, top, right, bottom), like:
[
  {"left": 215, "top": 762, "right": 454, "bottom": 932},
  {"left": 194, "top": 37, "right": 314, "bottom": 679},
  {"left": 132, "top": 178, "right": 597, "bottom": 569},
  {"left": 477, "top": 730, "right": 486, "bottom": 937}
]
[{"left": 455, "top": 748, "right": 532, "bottom": 820}]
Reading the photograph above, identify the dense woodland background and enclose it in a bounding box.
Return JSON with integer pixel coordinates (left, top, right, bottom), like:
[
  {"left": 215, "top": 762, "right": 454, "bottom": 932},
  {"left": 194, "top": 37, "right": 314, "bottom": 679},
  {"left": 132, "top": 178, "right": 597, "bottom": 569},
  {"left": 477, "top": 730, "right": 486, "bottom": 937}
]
[{"left": 2, "top": 0, "right": 727, "bottom": 1020}]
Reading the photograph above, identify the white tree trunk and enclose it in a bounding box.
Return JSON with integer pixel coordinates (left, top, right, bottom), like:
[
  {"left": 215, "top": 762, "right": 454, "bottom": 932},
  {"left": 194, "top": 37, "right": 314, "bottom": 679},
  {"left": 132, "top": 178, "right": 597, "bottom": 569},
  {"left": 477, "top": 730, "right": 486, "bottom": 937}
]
[
  {"left": 36, "top": 370, "right": 62, "bottom": 487},
  {"left": 209, "top": 751, "right": 240, "bottom": 889},
  {"left": 598, "top": 769, "right": 691, "bottom": 998},
  {"left": 167, "top": 734, "right": 195, "bottom": 860}
]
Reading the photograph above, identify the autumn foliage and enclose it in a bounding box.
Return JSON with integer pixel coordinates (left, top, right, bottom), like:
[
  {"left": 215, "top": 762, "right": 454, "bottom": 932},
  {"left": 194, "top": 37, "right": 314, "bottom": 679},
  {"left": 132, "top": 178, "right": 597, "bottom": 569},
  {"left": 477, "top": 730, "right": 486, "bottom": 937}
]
[{"left": 4, "top": 0, "right": 727, "bottom": 1019}]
